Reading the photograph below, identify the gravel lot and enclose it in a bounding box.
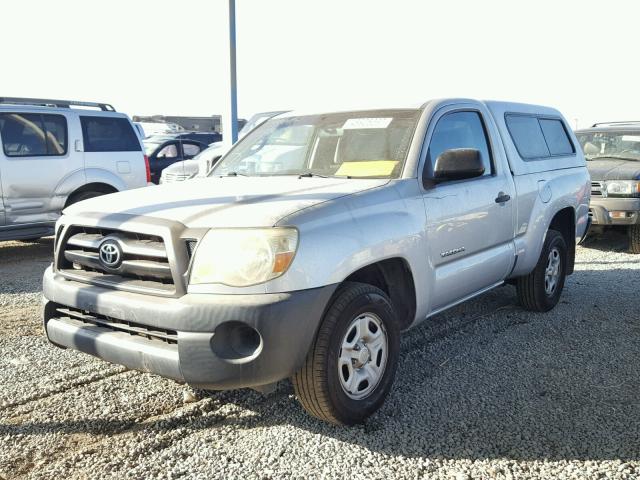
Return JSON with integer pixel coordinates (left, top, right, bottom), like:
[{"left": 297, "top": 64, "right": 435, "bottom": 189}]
[{"left": 1, "top": 230, "right": 639, "bottom": 479}]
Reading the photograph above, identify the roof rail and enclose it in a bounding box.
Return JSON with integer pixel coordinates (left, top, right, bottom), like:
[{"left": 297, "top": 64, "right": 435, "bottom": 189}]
[
  {"left": 0, "top": 97, "right": 115, "bottom": 111},
  {"left": 591, "top": 121, "right": 640, "bottom": 127}
]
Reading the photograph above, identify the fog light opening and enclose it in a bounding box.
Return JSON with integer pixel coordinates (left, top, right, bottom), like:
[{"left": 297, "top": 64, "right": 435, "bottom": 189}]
[{"left": 211, "top": 321, "right": 263, "bottom": 363}]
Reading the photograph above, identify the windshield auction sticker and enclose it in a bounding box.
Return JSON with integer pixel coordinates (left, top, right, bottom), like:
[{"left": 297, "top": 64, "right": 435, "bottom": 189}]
[{"left": 342, "top": 118, "right": 393, "bottom": 129}]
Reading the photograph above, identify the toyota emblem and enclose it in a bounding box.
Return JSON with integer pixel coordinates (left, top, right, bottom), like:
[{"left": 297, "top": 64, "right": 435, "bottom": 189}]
[{"left": 99, "top": 240, "right": 122, "bottom": 269}]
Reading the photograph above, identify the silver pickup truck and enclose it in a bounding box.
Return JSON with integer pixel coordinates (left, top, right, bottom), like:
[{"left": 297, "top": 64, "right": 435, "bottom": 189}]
[{"left": 43, "top": 99, "right": 590, "bottom": 425}]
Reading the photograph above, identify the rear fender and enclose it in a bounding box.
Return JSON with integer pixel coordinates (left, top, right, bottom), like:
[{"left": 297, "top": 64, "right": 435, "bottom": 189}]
[
  {"left": 82, "top": 168, "right": 127, "bottom": 192},
  {"left": 510, "top": 170, "right": 589, "bottom": 278}
]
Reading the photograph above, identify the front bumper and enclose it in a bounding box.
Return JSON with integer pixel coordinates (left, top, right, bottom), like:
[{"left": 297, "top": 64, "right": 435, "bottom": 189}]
[
  {"left": 43, "top": 266, "right": 336, "bottom": 389},
  {"left": 589, "top": 197, "right": 640, "bottom": 226}
]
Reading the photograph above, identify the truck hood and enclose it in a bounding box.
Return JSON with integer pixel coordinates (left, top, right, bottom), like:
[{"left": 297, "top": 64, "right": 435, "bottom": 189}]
[
  {"left": 64, "top": 176, "right": 388, "bottom": 228},
  {"left": 587, "top": 158, "right": 640, "bottom": 181}
]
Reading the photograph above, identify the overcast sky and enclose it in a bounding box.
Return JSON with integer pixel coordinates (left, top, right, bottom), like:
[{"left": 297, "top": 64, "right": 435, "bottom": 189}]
[{"left": 3, "top": 0, "right": 639, "bottom": 129}]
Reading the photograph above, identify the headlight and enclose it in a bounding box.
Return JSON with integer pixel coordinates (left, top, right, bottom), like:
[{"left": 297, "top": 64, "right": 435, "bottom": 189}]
[
  {"left": 190, "top": 228, "right": 298, "bottom": 287},
  {"left": 604, "top": 180, "right": 640, "bottom": 197}
]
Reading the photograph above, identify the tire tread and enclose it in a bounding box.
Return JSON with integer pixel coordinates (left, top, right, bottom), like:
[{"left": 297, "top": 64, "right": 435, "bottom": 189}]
[
  {"left": 629, "top": 225, "right": 640, "bottom": 254},
  {"left": 516, "top": 229, "right": 566, "bottom": 312},
  {"left": 292, "top": 282, "right": 390, "bottom": 424}
]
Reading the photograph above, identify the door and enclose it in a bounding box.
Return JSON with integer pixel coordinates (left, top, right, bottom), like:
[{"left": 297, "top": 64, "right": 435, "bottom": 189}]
[
  {"left": 150, "top": 141, "right": 181, "bottom": 184},
  {"left": 0, "top": 111, "right": 74, "bottom": 225},
  {"left": 422, "top": 109, "right": 515, "bottom": 312},
  {"left": 80, "top": 114, "right": 146, "bottom": 190}
]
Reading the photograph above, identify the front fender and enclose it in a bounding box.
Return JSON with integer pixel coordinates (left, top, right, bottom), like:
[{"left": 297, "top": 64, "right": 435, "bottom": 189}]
[{"left": 270, "top": 180, "right": 430, "bottom": 320}]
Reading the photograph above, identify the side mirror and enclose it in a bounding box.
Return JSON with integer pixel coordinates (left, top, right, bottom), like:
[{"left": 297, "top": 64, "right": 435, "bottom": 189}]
[{"left": 428, "top": 148, "right": 485, "bottom": 184}]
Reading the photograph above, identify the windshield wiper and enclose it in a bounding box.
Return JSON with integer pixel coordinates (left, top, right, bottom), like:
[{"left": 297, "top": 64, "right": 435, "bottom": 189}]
[
  {"left": 222, "top": 171, "right": 249, "bottom": 177},
  {"left": 588, "top": 155, "right": 640, "bottom": 162},
  {"left": 297, "top": 172, "right": 331, "bottom": 179}
]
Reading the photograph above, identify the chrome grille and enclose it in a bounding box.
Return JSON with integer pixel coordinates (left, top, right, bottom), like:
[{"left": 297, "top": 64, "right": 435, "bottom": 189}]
[
  {"left": 57, "top": 226, "right": 176, "bottom": 295},
  {"left": 591, "top": 181, "right": 604, "bottom": 196},
  {"left": 162, "top": 172, "right": 191, "bottom": 183},
  {"left": 65, "top": 232, "right": 171, "bottom": 281}
]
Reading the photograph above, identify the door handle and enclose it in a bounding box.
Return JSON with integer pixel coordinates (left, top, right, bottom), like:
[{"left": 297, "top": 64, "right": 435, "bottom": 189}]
[{"left": 495, "top": 192, "right": 511, "bottom": 203}]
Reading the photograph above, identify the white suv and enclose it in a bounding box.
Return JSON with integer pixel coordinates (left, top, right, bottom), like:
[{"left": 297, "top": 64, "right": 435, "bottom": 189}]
[{"left": 0, "top": 97, "right": 149, "bottom": 241}]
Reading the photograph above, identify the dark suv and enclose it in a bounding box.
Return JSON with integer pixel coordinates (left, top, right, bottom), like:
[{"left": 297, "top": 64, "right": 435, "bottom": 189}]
[
  {"left": 576, "top": 122, "right": 640, "bottom": 253},
  {"left": 143, "top": 133, "right": 221, "bottom": 184}
]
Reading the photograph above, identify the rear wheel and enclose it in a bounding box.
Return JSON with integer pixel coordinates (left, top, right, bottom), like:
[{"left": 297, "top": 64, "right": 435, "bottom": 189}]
[
  {"left": 516, "top": 229, "right": 567, "bottom": 312},
  {"left": 629, "top": 225, "right": 640, "bottom": 254},
  {"left": 292, "top": 282, "right": 400, "bottom": 425},
  {"left": 66, "top": 190, "right": 108, "bottom": 207}
]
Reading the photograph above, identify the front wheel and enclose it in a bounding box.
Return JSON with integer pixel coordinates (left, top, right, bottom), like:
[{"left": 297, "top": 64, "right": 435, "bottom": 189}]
[
  {"left": 629, "top": 225, "right": 640, "bottom": 254},
  {"left": 516, "top": 229, "right": 567, "bottom": 312},
  {"left": 292, "top": 282, "right": 400, "bottom": 425}
]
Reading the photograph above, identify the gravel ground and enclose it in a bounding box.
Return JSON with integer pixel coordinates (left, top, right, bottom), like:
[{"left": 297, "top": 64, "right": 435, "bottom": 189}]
[{"left": 1, "top": 231, "right": 639, "bottom": 479}]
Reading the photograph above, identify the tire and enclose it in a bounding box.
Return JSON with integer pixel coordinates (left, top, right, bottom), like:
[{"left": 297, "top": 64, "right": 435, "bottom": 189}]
[
  {"left": 629, "top": 225, "right": 640, "bottom": 254},
  {"left": 292, "top": 282, "right": 400, "bottom": 425},
  {"left": 66, "top": 190, "right": 106, "bottom": 207},
  {"left": 516, "top": 229, "right": 567, "bottom": 312}
]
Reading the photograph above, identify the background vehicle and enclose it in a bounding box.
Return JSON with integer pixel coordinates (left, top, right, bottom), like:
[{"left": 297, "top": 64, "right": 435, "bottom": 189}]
[
  {"left": 160, "top": 111, "right": 286, "bottom": 184},
  {"left": 576, "top": 122, "right": 640, "bottom": 253},
  {"left": 133, "top": 115, "right": 247, "bottom": 135},
  {"left": 160, "top": 143, "right": 224, "bottom": 183},
  {"left": 143, "top": 137, "right": 209, "bottom": 184},
  {"left": 147, "top": 131, "right": 222, "bottom": 145},
  {"left": 132, "top": 122, "right": 146, "bottom": 139},
  {"left": 43, "top": 99, "right": 589, "bottom": 425},
  {"left": 135, "top": 121, "right": 185, "bottom": 138},
  {"left": 0, "top": 97, "right": 148, "bottom": 241}
]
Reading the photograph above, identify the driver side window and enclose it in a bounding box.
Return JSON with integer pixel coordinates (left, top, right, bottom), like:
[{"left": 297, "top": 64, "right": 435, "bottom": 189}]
[
  {"left": 427, "top": 111, "right": 493, "bottom": 179},
  {"left": 157, "top": 143, "right": 178, "bottom": 159}
]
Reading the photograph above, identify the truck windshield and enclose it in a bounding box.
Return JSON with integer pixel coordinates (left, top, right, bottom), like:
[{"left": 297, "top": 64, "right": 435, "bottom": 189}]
[
  {"left": 211, "top": 109, "right": 421, "bottom": 178},
  {"left": 577, "top": 131, "right": 640, "bottom": 161}
]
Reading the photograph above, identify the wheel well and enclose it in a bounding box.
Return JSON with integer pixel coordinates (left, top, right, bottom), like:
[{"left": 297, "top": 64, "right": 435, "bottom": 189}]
[
  {"left": 64, "top": 183, "right": 118, "bottom": 208},
  {"left": 549, "top": 207, "right": 575, "bottom": 275},
  {"left": 344, "top": 258, "right": 416, "bottom": 330}
]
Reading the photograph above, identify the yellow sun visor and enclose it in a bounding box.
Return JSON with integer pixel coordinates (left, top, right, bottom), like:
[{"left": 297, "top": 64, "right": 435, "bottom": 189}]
[{"left": 335, "top": 160, "right": 399, "bottom": 177}]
